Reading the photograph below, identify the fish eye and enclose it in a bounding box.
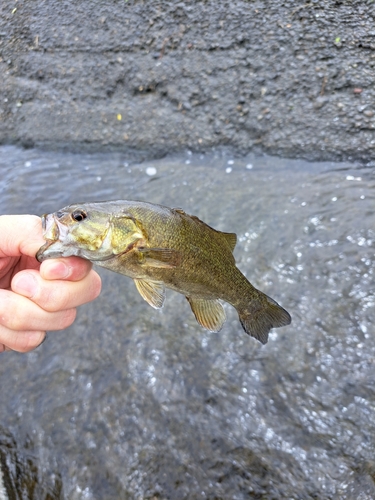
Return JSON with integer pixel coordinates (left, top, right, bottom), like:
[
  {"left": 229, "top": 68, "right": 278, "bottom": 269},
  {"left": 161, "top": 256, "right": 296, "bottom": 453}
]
[{"left": 71, "top": 209, "right": 87, "bottom": 222}]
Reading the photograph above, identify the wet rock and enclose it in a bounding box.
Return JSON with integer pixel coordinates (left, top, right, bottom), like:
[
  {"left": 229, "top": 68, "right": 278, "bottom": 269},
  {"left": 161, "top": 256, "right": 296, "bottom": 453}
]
[{"left": 0, "top": 426, "right": 63, "bottom": 500}]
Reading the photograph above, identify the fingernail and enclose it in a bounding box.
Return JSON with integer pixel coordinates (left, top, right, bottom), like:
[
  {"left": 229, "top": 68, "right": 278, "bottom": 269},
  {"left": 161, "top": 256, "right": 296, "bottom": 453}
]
[
  {"left": 13, "top": 273, "right": 38, "bottom": 298},
  {"left": 36, "top": 333, "right": 48, "bottom": 348},
  {"left": 42, "top": 260, "right": 70, "bottom": 279}
]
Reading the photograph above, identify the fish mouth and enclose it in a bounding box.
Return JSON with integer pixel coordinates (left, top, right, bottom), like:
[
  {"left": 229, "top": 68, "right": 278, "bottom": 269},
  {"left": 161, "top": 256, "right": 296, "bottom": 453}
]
[
  {"left": 36, "top": 240, "right": 60, "bottom": 262},
  {"left": 36, "top": 214, "right": 73, "bottom": 262},
  {"left": 40, "top": 213, "right": 70, "bottom": 240},
  {"left": 36, "top": 212, "right": 134, "bottom": 263},
  {"left": 36, "top": 213, "right": 117, "bottom": 263}
]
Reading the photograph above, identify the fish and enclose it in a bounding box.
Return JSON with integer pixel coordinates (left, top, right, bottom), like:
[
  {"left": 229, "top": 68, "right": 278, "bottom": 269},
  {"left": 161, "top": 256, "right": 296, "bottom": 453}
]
[{"left": 36, "top": 200, "right": 291, "bottom": 344}]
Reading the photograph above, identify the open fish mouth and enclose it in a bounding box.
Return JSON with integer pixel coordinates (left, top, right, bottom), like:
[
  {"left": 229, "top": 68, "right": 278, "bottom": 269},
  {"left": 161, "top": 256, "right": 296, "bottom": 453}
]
[
  {"left": 36, "top": 214, "right": 73, "bottom": 262},
  {"left": 41, "top": 213, "right": 58, "bottom": 239},
  {"left": 36, "top": 212, "right": 116, "bottom": 263}
]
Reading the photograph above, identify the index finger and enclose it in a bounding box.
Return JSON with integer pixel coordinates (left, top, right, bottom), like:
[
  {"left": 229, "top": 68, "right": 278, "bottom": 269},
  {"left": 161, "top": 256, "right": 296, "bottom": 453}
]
[{"left": 40, "top": 256, "right": 94, "bottom": 282}]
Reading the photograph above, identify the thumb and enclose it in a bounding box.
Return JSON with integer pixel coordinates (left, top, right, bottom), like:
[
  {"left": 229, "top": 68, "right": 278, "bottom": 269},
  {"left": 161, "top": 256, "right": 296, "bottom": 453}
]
[{"left": 0, "top": 215, "right": 44, "bottom": 258}]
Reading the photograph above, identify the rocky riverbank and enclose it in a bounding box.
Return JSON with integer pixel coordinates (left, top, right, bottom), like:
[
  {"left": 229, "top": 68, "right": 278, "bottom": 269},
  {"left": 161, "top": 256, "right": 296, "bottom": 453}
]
[{"left": 1, "top": 0, "right": 375, "bottom": 161}]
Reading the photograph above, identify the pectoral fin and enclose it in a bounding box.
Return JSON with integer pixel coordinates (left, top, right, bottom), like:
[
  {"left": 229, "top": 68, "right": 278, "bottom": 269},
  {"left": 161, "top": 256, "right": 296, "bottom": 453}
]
[
  {"left": 138, "top": 247, "right": 181, "bottom": 268},
  {"left": 134, "top": 279, "right": 166, "bottom": 309},
  {"left": 187, "top": 297, "right": 226, "bottom": 333}
]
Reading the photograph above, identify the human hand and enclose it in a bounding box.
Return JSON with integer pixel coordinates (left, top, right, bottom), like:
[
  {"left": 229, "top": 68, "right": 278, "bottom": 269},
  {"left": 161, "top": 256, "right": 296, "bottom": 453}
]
[{"left": 0, "top": 215, "right": 102, "bottom": 353}]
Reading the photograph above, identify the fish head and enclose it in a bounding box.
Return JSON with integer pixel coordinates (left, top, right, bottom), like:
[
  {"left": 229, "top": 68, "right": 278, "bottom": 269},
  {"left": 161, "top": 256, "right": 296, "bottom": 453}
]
[{"left": 36, "top": 203, "right": 144, "bottom": 263}]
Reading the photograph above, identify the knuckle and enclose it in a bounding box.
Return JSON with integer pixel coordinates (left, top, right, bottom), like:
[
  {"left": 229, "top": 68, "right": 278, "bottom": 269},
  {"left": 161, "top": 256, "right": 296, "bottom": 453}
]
[
  {"left": 0, "top": 307, "right": 24, "bottom": 331},
  {"left": 39, "top": 286, "right": 70, "bottom": 313}
]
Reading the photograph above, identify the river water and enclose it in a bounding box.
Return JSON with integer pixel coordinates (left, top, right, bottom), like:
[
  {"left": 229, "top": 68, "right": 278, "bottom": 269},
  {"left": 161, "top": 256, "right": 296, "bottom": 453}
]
[{"left": 0, "top": 145, "right": 374, "bottom": 499}]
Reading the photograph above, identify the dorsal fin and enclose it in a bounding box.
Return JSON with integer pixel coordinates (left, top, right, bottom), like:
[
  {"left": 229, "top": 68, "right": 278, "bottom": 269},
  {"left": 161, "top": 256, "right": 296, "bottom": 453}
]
[
  {"left": 191, "top": 215, "right": 237, "bottom": 253},
  {"left": 174, "top": 209, "right": 237, "bottom": 253},
  {"left": 220, "top": 232, "right": 237, "bottom": 252}
]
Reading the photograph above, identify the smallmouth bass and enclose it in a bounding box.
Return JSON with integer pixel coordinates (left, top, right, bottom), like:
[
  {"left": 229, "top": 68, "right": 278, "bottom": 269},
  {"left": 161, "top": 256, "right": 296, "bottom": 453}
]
[{"left": 36, "top": 201, "right": 291, "bottom": 344}]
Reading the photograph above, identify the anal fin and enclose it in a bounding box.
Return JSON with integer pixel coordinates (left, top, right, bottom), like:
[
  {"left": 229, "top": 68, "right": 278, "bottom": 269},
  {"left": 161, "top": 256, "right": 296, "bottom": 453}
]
[
  {"left": 134, "top": 278, "right": 166, "bottom": 309},
  {"left": 187, "top": 297, "right": 226, "bottom": 333}
]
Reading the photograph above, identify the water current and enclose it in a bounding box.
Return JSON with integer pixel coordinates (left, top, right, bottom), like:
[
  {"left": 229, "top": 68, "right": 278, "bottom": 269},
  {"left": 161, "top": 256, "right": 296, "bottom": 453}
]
[{"left": 0, "top": 146, "right": 374, "bottom": 499}]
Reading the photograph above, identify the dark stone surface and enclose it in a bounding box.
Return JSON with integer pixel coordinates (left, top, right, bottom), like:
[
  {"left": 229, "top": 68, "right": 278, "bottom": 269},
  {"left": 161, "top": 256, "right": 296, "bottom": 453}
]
[
  {"left": 1, "top": 0, "right": 375, "bottom": 161},
  {"left": 0, "top": 426, "right": 63, "bottom": 500}
]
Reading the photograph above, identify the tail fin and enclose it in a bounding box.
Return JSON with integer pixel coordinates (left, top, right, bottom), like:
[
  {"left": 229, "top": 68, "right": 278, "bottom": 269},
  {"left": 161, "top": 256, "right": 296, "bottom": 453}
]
[{"left": 238, "top": 294, "right": 291, "bottom": 345}]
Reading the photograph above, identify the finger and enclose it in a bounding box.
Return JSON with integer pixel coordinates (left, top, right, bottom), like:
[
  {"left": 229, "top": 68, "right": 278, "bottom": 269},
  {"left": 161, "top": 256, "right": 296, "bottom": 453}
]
[
  {"left": 0, "top": 289, "right": 77, "bottom": 332},
  {"left": 0, "top": 215, "right": 44, "bottom": 258},
  {"left": 40, "top": 256, "right": 93, "bottom": 282},
  {"left": 0, "top": 325, "right": 46, "bottom": 353},
  {"left": 11, "top": 269, "right": 102, "bottom": 312}
]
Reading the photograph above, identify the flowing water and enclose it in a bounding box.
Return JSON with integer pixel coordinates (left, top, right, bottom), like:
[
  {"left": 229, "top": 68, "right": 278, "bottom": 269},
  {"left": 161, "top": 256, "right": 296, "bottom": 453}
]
[{"left": 0, "top": 145, "right": 374, "bottom": 499}]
